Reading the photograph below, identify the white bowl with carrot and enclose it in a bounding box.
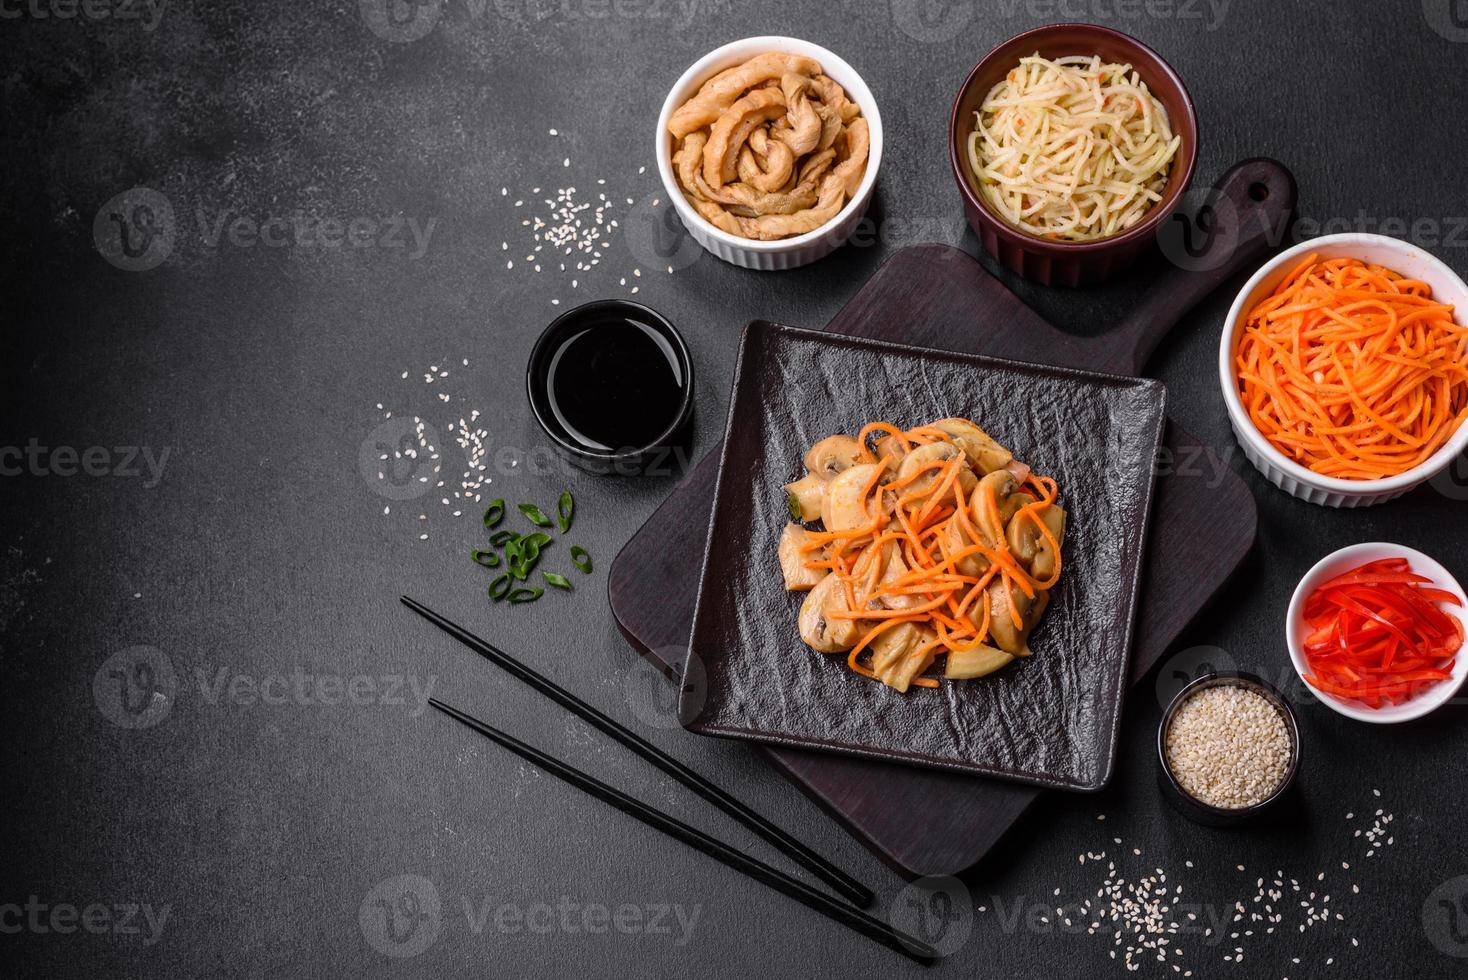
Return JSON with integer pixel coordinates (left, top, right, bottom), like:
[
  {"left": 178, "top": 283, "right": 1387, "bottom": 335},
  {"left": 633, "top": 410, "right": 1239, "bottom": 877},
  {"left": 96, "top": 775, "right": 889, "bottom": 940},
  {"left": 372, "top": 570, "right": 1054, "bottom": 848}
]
[{"left": 1219, "top": 233, "right": 1468, "bottom": 507}]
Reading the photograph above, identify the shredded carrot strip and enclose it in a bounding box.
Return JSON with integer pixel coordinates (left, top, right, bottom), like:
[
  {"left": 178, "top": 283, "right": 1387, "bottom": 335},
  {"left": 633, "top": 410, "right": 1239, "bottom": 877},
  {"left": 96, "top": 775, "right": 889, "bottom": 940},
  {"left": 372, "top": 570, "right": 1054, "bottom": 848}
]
[{"left": 1235, "top": 255, "right": 1468, "bottom": 480}]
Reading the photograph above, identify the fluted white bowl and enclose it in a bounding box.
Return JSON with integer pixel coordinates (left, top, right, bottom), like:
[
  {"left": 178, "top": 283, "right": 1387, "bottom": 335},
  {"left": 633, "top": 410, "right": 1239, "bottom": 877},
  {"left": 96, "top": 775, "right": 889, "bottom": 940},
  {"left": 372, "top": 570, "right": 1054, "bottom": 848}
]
[
  {"left": 654, "top": 36, "right": 883, "bottom": 271},
  {"left": 1219, "top": 233, "right": 1468, "bottom": 507}
]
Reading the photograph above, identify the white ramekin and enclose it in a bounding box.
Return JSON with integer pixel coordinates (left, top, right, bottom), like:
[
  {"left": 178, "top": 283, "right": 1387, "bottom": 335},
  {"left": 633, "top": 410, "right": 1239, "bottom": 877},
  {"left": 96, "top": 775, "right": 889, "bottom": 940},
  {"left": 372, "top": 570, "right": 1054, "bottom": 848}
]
[
  {"left": 654, "top": 36, "right": 883, "bottom": 271},
  {"left": 1286, "top": 542, "right": 1468, "bottom": 724},
  {"left": 1218, "top": 233, "right": 1468, "bottom": 507}
]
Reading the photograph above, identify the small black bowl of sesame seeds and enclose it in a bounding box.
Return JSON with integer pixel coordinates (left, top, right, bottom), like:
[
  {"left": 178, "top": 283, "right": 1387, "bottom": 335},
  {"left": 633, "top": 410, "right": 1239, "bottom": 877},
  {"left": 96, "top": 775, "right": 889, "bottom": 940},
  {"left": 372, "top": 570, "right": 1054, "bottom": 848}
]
[{"left": 1157, "top": 671, "right": 1301, "bottom": 827}]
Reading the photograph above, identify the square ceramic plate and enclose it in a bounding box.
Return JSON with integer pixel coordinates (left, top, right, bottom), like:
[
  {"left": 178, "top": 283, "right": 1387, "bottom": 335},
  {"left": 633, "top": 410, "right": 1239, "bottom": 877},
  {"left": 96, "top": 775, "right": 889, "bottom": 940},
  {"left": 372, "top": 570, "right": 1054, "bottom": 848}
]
[{"left": 680, "top": 322, "right": 1167, "bottom": 791}]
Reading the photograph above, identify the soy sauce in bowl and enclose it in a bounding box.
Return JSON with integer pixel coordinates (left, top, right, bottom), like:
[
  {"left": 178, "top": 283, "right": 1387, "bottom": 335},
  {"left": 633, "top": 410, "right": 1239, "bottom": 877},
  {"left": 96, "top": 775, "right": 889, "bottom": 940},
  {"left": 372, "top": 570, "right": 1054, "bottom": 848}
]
[{"left": 526, "top": 300, "right": 694, "bottom": 474}]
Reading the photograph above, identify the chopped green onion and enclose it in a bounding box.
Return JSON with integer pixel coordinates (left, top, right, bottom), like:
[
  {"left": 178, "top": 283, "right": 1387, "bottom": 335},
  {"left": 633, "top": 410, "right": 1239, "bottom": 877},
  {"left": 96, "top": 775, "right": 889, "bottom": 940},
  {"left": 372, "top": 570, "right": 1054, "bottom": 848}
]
[
  {"left": 508, "top": 587, "right": 544, "bottom": 604},
  {"left": 519, "top": 503, "right": 553, "bottom": 528},
  {"left": 489, "top": 530, "right": 518, "bottom": 548},
  {"left": 524, "top": 532, "right": 553, "bottom": 549},
  {"left": 543, "top": 571, "right": 572, "bottom": 590},
  {"left": 570, "top": 546, "right": 592, "bottom": 574},
  {"left": 488, "top": 573, "right": 512, "bottom": 601},
  {"left": 470, "top": 549, "right": 501, "bottom": 568},
  {"left": 557, "top": 491, "right": 574, "bottom": 533},
  {"left": 483, "top": 499, "right": 505, "bottom": 530}
]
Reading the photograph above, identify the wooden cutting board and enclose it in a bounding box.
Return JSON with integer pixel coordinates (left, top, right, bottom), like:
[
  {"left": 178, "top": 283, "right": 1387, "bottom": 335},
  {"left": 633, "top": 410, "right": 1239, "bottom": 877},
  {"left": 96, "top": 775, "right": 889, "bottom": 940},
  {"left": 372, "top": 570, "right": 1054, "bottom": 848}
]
[{"left": 609, "top": 160, "right": 1296, "bottom": 878}]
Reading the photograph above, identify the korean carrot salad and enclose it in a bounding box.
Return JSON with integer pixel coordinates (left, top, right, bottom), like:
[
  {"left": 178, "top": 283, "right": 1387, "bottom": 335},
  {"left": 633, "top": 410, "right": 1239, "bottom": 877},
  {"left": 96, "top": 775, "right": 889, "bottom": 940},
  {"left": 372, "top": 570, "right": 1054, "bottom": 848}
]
[
  {"left": 777, "top": 419, "right": 1065, "bottom": 693},
  {"left": 1235, "top": 255, "right": 1468, "bottom": 480}
]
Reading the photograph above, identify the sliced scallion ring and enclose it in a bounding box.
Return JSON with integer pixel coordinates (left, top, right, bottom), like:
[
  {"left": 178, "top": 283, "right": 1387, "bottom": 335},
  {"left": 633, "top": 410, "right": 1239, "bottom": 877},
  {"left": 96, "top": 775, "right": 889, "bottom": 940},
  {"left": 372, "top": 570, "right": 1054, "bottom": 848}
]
[
  {"left": 483, "top": 499, "right": 505, "bottom": 530},
  {"left": 508, "top": 587, "right": 544, "bottom": 604},
  {"left": 543, "top": 571, "right": 572, "bottom": 590},
  {"left": 488, "top": 573, "right": 512, "bottom": 601},
  {"left": 519, "top": 503, "right": 553, "bottom": 528},
  {"left": 471, "top": 549, "right": 501, "bottom": 568},
  {"left": 570, "top": 546, "right": 592, "bottom": 574},
  {"left": 557, "top": 491, "right": 574, "bottom": 533}
]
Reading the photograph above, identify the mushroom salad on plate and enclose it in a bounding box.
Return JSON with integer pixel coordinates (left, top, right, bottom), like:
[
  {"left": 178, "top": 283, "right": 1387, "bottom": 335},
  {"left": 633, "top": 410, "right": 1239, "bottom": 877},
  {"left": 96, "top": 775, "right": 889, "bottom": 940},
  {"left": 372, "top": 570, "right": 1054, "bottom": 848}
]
[{"left": 778, "top": 418, "right": 1066, "bottom": 692}]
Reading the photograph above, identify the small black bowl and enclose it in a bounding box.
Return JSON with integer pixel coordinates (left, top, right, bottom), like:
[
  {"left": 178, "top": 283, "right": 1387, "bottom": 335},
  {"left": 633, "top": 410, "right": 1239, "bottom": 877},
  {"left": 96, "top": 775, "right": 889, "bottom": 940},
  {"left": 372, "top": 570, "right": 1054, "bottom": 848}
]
[
  {"left": 525, "top": 300, "right": 695, "bottom": 476},
  {"left": 1157, "top": 671, "right": 1301, "bottom": 827}
]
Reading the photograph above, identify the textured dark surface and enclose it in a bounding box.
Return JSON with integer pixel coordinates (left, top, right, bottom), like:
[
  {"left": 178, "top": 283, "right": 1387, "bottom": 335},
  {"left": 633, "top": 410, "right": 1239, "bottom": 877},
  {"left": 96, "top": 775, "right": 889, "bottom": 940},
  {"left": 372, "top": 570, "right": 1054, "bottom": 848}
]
[
  {"left": 609, "top": 242, "right": 1256, "bottom": 875},
  {"left": 6, "top": 3, "right": 1468, "bottom": 978},
  {"left": 683, "top": 323, "right": 1165, "bottom": 786}
]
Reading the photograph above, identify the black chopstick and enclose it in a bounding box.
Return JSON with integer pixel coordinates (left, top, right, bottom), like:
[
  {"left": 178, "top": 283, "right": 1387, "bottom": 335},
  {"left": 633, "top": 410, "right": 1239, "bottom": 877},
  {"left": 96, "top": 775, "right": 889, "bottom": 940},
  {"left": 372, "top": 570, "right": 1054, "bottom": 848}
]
[
  {"left": 428, "top": 698, "right": 935, "bottom": 965},
  {"left": 400, "top": 595, "right": 873, "bottom": 909}
]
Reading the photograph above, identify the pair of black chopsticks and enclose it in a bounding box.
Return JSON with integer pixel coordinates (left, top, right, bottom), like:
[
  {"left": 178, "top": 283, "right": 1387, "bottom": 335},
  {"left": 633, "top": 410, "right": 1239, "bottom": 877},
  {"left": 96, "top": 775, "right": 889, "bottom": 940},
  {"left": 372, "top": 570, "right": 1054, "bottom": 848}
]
[{"left": 402, "top": 596, "right": 935, "bottom": 964}]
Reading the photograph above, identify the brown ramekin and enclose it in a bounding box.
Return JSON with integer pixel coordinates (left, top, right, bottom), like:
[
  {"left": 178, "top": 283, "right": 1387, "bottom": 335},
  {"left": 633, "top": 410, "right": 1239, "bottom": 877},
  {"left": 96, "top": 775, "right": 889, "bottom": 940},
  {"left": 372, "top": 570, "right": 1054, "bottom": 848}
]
[{"left": 949, "top": 24, "right": 1198, "bottom": 287}]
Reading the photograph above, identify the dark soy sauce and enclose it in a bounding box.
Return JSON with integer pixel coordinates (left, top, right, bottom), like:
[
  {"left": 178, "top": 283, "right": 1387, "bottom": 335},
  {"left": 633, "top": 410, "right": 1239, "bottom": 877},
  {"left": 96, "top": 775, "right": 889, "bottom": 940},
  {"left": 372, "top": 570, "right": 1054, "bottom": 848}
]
[{"left": 543, "top": 311, "right": 687, "bottom": 453}]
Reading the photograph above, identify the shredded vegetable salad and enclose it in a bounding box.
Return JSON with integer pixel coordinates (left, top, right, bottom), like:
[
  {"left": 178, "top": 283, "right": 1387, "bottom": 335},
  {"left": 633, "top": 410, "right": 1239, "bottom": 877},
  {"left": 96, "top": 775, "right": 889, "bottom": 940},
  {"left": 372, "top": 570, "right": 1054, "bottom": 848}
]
[{"left": 968, "top": 54, "right": 1180, "bottom": 242}]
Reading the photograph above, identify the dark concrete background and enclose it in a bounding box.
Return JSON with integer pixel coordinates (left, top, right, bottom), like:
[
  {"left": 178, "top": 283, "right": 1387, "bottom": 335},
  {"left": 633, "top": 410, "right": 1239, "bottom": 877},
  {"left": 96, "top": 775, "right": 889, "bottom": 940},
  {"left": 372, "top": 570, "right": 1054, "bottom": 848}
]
[{"left": 4, "top": 1, "right": 1468, "bottom": 976}]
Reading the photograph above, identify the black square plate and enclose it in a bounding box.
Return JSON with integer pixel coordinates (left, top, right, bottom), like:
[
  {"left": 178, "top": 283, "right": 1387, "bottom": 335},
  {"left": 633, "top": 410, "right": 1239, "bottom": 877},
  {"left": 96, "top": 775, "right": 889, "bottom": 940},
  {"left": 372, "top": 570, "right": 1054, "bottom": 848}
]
[{"left": 681, "top": 321, "right": 1167, "bottom": 791}]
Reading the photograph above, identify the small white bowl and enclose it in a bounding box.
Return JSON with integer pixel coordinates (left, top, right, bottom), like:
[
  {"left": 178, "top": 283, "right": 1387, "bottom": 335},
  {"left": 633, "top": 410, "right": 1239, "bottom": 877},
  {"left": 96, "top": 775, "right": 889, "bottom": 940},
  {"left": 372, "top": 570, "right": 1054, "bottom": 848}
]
[
  {"left": 1285, "top": 542, "right": 1468, "bottom": 724},
  {"left": 654, "top": 36, "right": 883, "bottom": 271},
  {"left": 1218, "top": 233, "right": 1468, "bottom": 507}
]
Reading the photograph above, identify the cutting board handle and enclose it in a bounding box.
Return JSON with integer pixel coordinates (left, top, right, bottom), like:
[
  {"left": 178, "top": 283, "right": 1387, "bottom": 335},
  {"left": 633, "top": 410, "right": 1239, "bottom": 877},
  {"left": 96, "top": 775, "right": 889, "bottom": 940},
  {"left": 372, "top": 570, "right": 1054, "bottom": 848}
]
[{"left": 1116, "top": 158, "right": 1298, "bottom": 373}]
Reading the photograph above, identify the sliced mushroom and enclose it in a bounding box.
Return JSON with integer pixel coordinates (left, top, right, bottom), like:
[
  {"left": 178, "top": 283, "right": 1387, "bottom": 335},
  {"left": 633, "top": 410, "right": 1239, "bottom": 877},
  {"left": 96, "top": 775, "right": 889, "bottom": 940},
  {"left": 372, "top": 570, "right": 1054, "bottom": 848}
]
[
  {"left": 873, "top": 433, "right": 908, "bottom": 468},
  {"left": 984, "top": 581, "right": 1048, "bottom": 656},
  {"left": 821, "top": 462, "right": 882, "bottom": 531},
  {"left": 778, "top": 523, "right": 827, "bottom": 591},
  {"left": 851, "top": 540, "right": 919, "bottom": 610},
  {"left": 971, "top": 470, "right": 1023, "bottom": 547},
  {"left": 868, "top": 621, "right": 924, "bottom": 676},
  {"left": 944, "top": 640, "right": 1015, "bottom": 680},
  {"left": 939, "top": 517, "right": 990, "bottom": 577},
  {"left": 875, "top": 630, "right": 938, "bottom": 693},
  {"left": 783, "top": 472, "right": 826, "bottom": 522},
  {"left": 932, "top": 418, "right": 1014, "bottom": 475},
  {"left": 897, "top": 441, "right": 965, "bottom": 498},
  {"left": 1006, "top": 503, "right": 1066, "bottom": 581},
  {"left": 798, "top": 574, "right": 862, "bottom": 653},
  {"left": 803, "top": 434, "right": 863, "bottom": 478}
]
